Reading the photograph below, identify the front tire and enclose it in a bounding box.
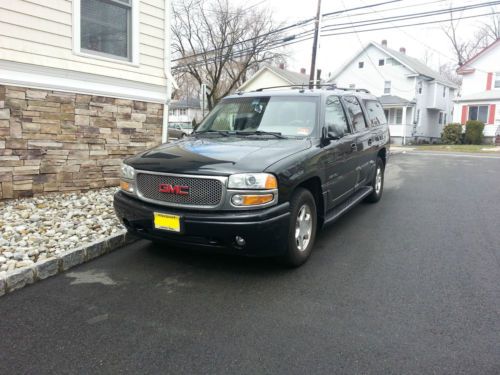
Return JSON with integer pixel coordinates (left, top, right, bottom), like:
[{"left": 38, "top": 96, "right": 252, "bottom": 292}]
[
  {"left": 365, "top": 157, "right": 385, "bottom": 203},
  {"left": 278, "top": 188, "right": 317, "bottom": 267}
]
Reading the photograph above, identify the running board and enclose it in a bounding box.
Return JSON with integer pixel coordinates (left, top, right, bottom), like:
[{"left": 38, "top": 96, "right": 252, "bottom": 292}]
[{"left": 323, "top": 186, "right": 373, "bottom": 226}]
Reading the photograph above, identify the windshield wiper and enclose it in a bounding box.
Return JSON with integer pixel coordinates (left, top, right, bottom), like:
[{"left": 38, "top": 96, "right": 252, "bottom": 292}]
[
  {"left": 193, "top": 130, "right": 230, "bottom": 137},
  {"left": 235, "top": 130, "right": 286, "bottom": 139}
]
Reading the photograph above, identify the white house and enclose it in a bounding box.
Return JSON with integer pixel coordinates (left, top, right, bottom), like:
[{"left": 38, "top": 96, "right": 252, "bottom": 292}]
[
  {"left": 329, "top": 41, "right": 458, "bottom": 144},
  {"left": 454, "top": 39, "right": 500, "bottom": 142},
  {"left": 0, "top": 0, "right": 174, "bottom": 199},
  {"left": 238, "top": 64, "right": 310, "bottom": 92},
  {"left": 169, "top": 97, "right": 203, "bottom": 126}
]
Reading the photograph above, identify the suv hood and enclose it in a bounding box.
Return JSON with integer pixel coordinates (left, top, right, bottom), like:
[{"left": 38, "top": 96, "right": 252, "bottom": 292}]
[{"left": 125, "top": 137, "right": 312, "bottom": 175}]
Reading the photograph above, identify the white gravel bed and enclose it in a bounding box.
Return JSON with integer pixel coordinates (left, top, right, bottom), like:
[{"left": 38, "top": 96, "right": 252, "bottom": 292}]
[{"left": 0, "top": 188, "right": 124, "bottom": 275}]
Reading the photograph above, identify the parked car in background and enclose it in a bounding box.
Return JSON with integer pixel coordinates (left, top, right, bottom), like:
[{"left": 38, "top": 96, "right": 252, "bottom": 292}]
[{"left": 168, "top": 123, "right": 193, "bottom": 139}]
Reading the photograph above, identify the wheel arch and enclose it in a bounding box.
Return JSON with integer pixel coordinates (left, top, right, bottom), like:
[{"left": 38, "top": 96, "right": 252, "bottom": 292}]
[{"left": 296, "top": 176, "right": 325, "bottom": 227}]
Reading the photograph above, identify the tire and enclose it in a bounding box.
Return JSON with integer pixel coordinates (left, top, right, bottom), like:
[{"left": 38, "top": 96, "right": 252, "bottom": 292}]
[
  {"left": 365, "top": 157, "right": 385, "bottom": 203},
  {"left": 278, "top": 188, "right": 317, "bottom": 267}
]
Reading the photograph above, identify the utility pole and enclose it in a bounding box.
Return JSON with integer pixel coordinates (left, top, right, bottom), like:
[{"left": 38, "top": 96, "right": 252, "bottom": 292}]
[{"left": 309, "top": 0, "right": 322, "bottom": 89}]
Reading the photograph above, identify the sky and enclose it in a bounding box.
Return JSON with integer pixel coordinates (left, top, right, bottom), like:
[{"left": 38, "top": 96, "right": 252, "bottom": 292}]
[{"left": 233, "top": 0, "right": 499, "bottom": 78}]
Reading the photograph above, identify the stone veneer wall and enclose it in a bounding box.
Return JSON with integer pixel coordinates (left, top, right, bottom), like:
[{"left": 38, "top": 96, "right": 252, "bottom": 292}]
[{"left": 0, "top": 85, "right": 162, "bottom": 199}]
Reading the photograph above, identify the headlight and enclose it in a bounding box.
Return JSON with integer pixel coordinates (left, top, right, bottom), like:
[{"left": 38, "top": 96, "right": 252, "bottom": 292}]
[
  {"left": 121, "top": 163, "right": 135, "bottom": 180},
  {"left": 228, "top": 173, "right": 277, "bottom": 190}
]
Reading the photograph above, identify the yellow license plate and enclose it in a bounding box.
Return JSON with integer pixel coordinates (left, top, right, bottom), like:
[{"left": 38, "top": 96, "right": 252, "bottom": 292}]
[{"left": 154, "top": 213, "right": 181, "bottom": 232}]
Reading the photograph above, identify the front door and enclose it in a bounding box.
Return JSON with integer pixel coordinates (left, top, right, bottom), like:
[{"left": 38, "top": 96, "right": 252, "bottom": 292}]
[{"left": 322, "top": 96, "right": 358, "bottom": 210}]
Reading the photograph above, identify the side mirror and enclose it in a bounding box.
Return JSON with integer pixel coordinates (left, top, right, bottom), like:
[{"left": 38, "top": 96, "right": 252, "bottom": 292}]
[{"left": 327, "top": 124, "right": 345, "bottom": 139}]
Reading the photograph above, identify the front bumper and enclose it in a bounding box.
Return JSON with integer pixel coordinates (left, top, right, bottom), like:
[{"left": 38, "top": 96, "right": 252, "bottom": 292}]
[{"left": 113, "top": 191, "right": 290, "bottom": 257}]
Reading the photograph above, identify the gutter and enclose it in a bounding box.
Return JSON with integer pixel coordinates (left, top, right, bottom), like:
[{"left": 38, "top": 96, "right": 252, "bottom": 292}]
[{"left": 162, "top": 0, "right": 178, "bottom": 144}]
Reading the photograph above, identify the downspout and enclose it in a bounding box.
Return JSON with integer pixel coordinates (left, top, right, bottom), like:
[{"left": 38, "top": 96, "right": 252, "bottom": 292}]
[{"left": 162, "top": 0, "right": 178, "bottom": 144}]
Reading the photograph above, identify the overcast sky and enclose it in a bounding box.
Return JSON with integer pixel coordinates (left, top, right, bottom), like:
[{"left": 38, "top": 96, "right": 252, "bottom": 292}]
[{"left": 234, "top": 0, "right": 499, "bottom": 78}]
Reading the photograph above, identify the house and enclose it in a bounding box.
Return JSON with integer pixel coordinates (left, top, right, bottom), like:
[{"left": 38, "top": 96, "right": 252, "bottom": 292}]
[
  {"left": 0, "top": 0, "right": 174, "bottom": 199},
  {"left": 329, "top": 41, "right": 458, "bottom": 144},
  {"left": 238, "top": 64, "right": 310, "bottom": 92},
  {"left": 169, "top": 98, "right": 204, "bottom": 127},
  {"left": 454, "top": 39, "right": 500, "bottom": 142}
]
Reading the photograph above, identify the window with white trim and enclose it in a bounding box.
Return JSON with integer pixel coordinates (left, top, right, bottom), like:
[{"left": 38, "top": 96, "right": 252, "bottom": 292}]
[
  {"left": 78, "top": 0, "right": 134, "bottom": 61},
  {"left": 468, "top": 105, "right": 488, "bottom": 123},
  {"left": 384, "top": 81, "right": 391, "bottom": 94},
  {"left": 495, "top": 73, "right": 500, "bottom": 89}
]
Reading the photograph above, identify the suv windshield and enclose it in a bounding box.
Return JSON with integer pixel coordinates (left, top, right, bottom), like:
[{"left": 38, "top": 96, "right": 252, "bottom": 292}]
[{"left": 196, "top": 96, "right": 318, "bottom": 137}]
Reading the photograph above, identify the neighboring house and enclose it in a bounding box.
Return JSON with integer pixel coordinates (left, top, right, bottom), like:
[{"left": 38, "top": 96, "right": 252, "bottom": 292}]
[
  {"left": 329, "top": 41, "right": 458, "bottom": 144},
  {"left": 238, "top": 64, "right": 310, "bottom": 92},
  {"left": 0, "top": 0, "right": 174, "bottom": 199},
  {"left": 454, "top": 39, "right": 500, "bottom": 142},
  {"left": 169, "top": 98, "right": 203, "bottom": 126}
]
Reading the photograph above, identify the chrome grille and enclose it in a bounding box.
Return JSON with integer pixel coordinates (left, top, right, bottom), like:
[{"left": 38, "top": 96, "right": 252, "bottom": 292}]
[{"left": 136, "top": 173, "right": 223, "bottom": 206}]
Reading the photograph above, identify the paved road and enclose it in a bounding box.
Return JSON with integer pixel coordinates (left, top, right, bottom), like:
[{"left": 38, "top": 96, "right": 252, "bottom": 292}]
[{"left": 1, "top": 153, "right": 499, "bottom": 375}]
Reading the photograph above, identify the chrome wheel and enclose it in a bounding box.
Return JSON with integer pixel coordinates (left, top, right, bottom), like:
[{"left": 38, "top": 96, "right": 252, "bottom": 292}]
[
  {"left": 295, "top": 204, "right": 312, "bottom": 252},
  {"left": 375, "top": 166, "right": 382, "bottom": 194}
]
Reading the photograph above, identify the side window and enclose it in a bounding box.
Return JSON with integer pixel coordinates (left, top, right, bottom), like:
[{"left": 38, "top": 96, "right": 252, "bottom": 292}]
[
  {"left": 325, "top": 96, "right": 349, "bottom": 135},
  {"left": 363, "top": 100, "right": 387, "bottom": 127},
  {"left": 343, "top": 96, "right": 368, "bottom": 132}
]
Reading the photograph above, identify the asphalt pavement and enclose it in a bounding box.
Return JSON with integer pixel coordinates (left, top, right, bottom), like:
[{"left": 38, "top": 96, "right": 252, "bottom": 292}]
[{"left": 1, "top": 153, "right": 499, "bottom": 375}]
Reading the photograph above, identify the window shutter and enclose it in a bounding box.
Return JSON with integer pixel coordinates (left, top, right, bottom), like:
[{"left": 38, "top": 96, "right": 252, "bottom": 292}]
[
  {"left": 488, "top": 104, "right": 496, "bottom": 124},
  {"left": 461, "top": 105, "right": 468, "bottom": 124},
  {"left": 486, "top": 72, "right": 493, "bottom": 90}
]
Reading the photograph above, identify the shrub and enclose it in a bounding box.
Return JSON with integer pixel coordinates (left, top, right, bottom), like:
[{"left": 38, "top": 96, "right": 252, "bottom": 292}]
[
  {"left": 464, "top": 120, "right": 485, "bottom": 144},
  {"left": 441, "top": 123, "right": 463, "bottom": 144}
]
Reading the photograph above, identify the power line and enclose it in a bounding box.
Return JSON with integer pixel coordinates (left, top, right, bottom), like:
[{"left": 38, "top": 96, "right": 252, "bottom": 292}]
[
  {"left": 171, "top": 0, "right": 403, "bottom": 64},
  {"left": 172, "top": 2, "right": 500, "bottom": 71}
]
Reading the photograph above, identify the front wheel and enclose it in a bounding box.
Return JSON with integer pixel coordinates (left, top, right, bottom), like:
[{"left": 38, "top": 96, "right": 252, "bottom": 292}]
[
  {"left": 277, "top": 188, "right": 317, "bottom": 267},
  {"left": 365, "top": 157, "right": 385, "bottom": 203}
]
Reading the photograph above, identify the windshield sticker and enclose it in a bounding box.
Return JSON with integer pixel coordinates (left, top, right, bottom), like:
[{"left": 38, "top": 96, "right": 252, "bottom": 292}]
[{"left": 297, "top": 128, "right": 310, "bottom": 135}]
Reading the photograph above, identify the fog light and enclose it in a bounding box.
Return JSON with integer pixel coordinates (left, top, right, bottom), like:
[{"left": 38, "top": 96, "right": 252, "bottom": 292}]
[
  {"left": 235, "top": 236, "right": 246, "bottom": 246},
  {"left": 231, "top": 194, "right": 273, "bottom": 206},
  {"left": 232, "top": 194, "right": 243, "bottom": 205}
]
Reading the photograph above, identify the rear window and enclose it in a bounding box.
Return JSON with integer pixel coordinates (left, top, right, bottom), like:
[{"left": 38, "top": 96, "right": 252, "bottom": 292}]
[{"left": 364, "top": 100, "right": 387, "bottom": 127}]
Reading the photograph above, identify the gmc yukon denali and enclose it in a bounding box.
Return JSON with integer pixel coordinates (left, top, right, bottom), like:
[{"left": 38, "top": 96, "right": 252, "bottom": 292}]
[{"left": 114, "top": 87, "right": 390, "bottom": 266}]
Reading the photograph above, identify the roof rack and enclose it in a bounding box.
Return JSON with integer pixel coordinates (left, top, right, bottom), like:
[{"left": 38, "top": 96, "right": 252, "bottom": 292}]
[{"left": 252, "top": 84, "right": 370, "bottom": 94}]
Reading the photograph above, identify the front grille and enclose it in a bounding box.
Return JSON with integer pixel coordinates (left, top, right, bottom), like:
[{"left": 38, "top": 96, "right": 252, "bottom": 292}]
[{"left": 136, "top": 173, "right": 223, "bottom": 207}]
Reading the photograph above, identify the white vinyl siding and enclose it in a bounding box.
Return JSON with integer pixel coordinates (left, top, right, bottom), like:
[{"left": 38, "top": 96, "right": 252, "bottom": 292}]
[{"left": 0, "top": 0, "right": 165, "bottom": 86}]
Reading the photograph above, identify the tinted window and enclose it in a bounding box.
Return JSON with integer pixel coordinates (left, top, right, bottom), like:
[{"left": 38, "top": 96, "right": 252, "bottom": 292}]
[
  {"left": 343, "top": 96, "right": 368, "bottom": 132},
  {"left": 364, "top": 100, "right": 387, "bottom": 126},
  {"left": 325, "top": 96, "right": 349, "bottom": 135}
]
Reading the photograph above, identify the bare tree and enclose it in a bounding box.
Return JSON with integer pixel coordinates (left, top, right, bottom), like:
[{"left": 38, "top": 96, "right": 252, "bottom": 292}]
[
  {"left": 439, "top": 63, "right": 462, "bottom": 86},
  {"left": 172, "top": 0, "right": 285, "bottom": 110},
  {"left": 443, "top": 8, "right": 500, "bottom": 66},
  {"left": 479, "top": 9, "right": 500, "bottom": 42}
]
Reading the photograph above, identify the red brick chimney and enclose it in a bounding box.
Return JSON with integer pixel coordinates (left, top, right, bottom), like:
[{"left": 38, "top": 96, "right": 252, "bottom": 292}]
[
  {"left": 300, "top": 68, "right": 306, "bottom": 75},
  {"left": 278, "top": 63, "right": 285, "bottom": 70},
  {"left": 381, "top": 39, "right": 387, "bottom": 47},
  {"left": 399, "top": 47, "right": 406, "bottom": 54}
]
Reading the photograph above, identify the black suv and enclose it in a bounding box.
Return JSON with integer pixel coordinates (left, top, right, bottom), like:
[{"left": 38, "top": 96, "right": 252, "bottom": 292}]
[{"left": 114, "top": 87, "right": 389, "bottom": 266}]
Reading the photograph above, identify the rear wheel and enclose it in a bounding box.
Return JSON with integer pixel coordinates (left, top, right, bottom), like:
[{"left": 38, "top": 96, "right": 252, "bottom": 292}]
[
  {"left": 278, "top": 188, "right": 317, "bottom": 267},
  {"left": 365, "top": 157, "right": 385, "bottom": 203}
]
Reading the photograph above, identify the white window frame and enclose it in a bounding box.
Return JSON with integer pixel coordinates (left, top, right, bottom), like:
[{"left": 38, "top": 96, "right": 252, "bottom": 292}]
[
  {"left": 384, "top": 81, "right": 391, "bottom": 94},
  {"left": 495, "top": 72, "right": 500, "bottom": 89},
  {"left": 72, "top": 0, "right": 140, "bottom": 66}
]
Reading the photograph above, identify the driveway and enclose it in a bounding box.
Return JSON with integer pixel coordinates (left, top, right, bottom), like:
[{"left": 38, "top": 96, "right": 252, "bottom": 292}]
[{"left": 1, "top": 153, "right": 499, "bottom": 374}]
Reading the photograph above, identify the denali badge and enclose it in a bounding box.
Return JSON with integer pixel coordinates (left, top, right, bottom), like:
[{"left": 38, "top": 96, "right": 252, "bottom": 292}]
[{"left": 159, "top": 184, "right": 189, "bottom": 196}]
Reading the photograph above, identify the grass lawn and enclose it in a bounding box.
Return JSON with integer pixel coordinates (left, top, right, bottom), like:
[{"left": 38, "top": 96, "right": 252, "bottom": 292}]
[{"left": 401, "top": 144, "right": 500, "bottom": 153}]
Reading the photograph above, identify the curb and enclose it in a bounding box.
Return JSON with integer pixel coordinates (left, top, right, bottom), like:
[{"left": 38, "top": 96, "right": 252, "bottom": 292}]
[{"left": 0, "top": 231, "right": 137, "bottom": 297}]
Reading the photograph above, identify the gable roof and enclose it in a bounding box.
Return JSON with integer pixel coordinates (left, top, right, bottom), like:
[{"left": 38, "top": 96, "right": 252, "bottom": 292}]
[
  {"left": 238, "top": 64, "right": 310, "bottom": 91},
  {"left": 171, "top": 97, "right": 201, "bottom": 109},
  {"left": 457, "top": 38, "right": 500, "bottom": 74},
  {"left": 330, "top": 42, "right": 458, "bottom": 88}
]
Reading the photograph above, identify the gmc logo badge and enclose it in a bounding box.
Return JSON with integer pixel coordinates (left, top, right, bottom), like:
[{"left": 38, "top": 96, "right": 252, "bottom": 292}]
[{"left": 159, "top": 184, "right": 189, "bottom": 196}]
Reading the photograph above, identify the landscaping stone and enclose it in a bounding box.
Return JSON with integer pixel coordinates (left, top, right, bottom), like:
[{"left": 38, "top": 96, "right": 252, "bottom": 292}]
[{"left": 5, "top": 267, "right": 34, "bottom": 292}]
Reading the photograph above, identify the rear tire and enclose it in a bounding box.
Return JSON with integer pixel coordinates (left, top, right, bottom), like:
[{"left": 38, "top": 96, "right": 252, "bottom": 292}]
[
  {"left": 277, "top": 188, "right": 317, "bottom": 267},
  {"left": 365, "top": 157, "right": 385, "bottom": 203}
]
